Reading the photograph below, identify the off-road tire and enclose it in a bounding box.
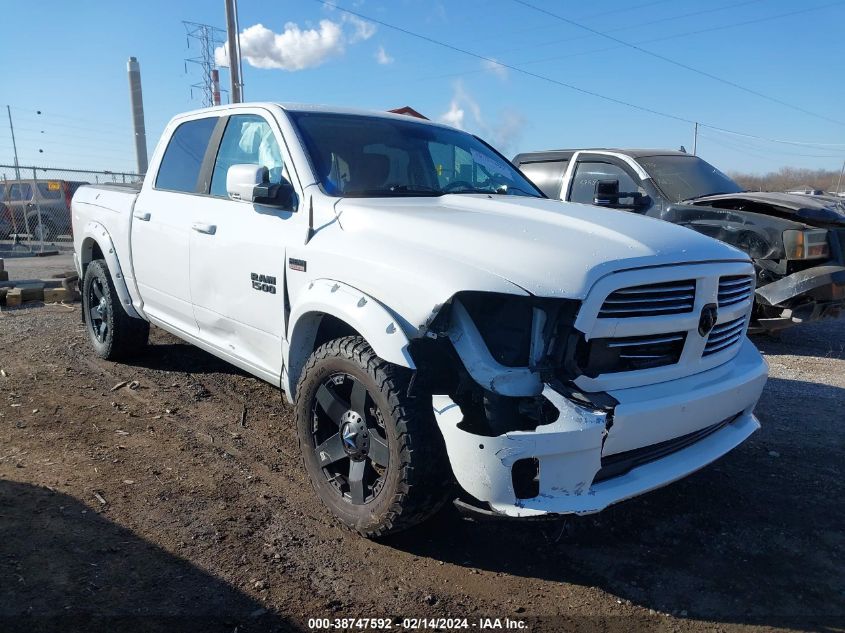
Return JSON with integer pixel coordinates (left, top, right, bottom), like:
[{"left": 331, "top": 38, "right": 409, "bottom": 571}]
[
  {"left": 295, "top": 336, "right": 452, "bottom": 538},
  {"left": 82, "top": 259, "right": 149, "bottom": 360}
]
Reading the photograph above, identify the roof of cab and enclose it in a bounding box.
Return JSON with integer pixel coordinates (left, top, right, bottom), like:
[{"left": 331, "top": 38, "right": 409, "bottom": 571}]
[
  {"left": 513, "top": 148, "right": 692, "bottom": 163},
  {"left": 170, "top": 101, "right": 455, "bottom": 129}
]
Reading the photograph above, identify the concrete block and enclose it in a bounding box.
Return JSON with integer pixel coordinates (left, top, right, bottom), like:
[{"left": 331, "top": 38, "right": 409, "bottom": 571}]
[
  {"left": 17, "top": 284, "right": 44, "bottom": 302},
  {"left": 6, "top": 288, "right": 22, "bottom": 307},
  {"left": 43, "top": 287, "right": 78, "bottom": 303}
]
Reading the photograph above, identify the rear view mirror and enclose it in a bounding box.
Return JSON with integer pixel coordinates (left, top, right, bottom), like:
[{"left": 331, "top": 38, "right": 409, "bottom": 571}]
[{"left": 226, "top": 164, "right": 296, "bottom": 210}]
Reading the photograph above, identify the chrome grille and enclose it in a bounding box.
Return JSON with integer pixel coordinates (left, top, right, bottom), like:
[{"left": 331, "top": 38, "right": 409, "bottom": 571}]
[
  {"left": 718, "top": 275, "right": 755, "bottom": 307},
  {"left": 704, "top": 317, "right": 747, "bottom": 356},
  {"left": 598, "top": 280, "right": 696, "bottom": 318}
]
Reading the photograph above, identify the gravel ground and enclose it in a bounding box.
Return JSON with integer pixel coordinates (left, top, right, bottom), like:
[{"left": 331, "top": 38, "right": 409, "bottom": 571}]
[
  {"left": 0, "top": 303, "right": 842, "bottom": 633},
  {"left": 1, "top": 253, "right": 75, "bottom": 281}
]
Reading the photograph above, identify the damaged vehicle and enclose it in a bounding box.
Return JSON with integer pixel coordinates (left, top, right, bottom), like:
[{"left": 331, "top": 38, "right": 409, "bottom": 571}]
[
  {"left": 72, "top": 104, "right": 768, "bottom": 535},
  {"left": 513, "top": 149, "right": 845, "bottom": 332}
]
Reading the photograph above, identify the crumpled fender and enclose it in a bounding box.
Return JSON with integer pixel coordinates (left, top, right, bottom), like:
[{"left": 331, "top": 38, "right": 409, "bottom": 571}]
[
  {"left": 283, "top": 278, "right": 415, "bottom": 400},
  {"left": 77, "top": 221, "right": 141, "bottom": 319},
  {"left": 755, "top": 264, "right": 845, "bottom": 306}
]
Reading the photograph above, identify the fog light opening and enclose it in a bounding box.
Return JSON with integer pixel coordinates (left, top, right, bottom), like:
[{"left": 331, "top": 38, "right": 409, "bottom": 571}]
[{"left": 512, "top": 458, "right": 540, "bottom": 499}]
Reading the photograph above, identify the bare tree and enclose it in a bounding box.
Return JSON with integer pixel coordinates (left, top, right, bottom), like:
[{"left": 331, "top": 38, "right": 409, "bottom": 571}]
[{"left": 729, "top": 166, "right": 842, "bottom": 193}]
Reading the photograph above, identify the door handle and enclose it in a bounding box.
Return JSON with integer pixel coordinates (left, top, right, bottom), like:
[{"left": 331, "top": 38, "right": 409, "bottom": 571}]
[
  {"left": 191, "top": 222, "right": 217, "bottom": 235},
  {"left": 133, "top": 211, "right": 151, "bottom": 221}
]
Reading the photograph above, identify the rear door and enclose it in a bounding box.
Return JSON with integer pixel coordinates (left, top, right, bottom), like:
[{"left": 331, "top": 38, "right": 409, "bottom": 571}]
[
  {"left": 188, "top": 110, "right": 303, "bottom": 378},
  {"left": 131, "top": 115, "right": 220, "bottom": 335}
]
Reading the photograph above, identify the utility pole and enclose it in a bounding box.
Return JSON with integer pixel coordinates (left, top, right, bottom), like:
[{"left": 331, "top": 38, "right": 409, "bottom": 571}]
[
  {"left": 692, "top": 122, "right": 699, "bottom": 156},
  {"left": 224, "top": 0, "right": 244, "bottom": 103},
  {"left": 6, "top": 105, "right": 21, "bottom": 180}
]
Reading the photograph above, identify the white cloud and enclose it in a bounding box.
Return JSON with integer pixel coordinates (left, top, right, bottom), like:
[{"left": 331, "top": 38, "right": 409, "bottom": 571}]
[
  {"left": 345, "top": 14, "right": 376, "bottom": 43},
  {"left": 214, "top": 15, "right": 376, "bottom": 72},
  {"left": 481, "top": 59, "right": 508, "bottom": 80},
  {"left": 375, "top": 45, "right": 394, "bottom": 65},
  {"left": 438, "top": 81, "right": 524, "bottom": 153},
  {"left": 440, "top": 101, "right": 464, "bottom": 129}
]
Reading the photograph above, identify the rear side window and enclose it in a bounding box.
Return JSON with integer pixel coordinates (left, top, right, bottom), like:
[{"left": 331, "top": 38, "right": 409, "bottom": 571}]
[
  {"left": 155, "top": 117, "right": 218, "bottom": 193},
  {"left": 518, "top": 160, "right": 567, "bottom": 199},
  {"left": 8, "top": 184, "right": 33, "bottom": 201}
]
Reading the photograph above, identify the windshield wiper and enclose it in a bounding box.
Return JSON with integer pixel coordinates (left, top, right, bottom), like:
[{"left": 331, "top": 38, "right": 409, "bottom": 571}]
[
  {"left": 343, "top": 187, "right": 442, "bottom": 197},
  {"left": 388, "top": 184, "right": 442, "bottom": 195},
  {"left": 494, "top": 185, "right": 541, "bottom": 197},
  {"left": 682, "top": 191, "right": 745, "bottom": 202},
  {"left": 448, "top": 185, "right": 540, "bottom": 197},
  {"left": 447, "top": 187, "right": 497, "bottom": 195}
]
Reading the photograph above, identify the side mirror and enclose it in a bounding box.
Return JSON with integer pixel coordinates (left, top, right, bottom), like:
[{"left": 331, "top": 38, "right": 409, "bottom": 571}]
[
  {"left": 226, "top": 164, "right": 296, "bottom": 210},
  {"left": 594, "top": 179, "right": 649, "bottom": 210},
  {"left": 594, "top": 179, "right": 620, "bottom": 206}
]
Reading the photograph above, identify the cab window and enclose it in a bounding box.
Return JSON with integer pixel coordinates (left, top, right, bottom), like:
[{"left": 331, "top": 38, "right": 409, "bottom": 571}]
[
  {"left": 210, "top": 115, "right": 284, "bottom": 198},
  {"left": 9, "top": 183, "right": 33, "bottom": 201},
  {"left": 37, "top": 183, "right": 63, "bottom": 200},
  {"left": 569, "top": 161, "right": 640, "bottom": 205},
  {"left": 155, "top": 117, "right": 218, "bottom": 193},
  {"left": 519, "top": 160, "right": 568, "bottom": 199}
]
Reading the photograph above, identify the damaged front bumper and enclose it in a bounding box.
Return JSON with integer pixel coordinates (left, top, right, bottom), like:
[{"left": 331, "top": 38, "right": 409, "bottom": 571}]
[
  {"left": 754, "top": 264, "right": 845, "bottom": 331},
  {"left": 433, "top": 339, "right": 768, "bottom": 517}
]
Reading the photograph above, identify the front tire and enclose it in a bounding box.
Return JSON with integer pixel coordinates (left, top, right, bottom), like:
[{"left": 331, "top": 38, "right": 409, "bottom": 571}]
[
  {"left": 295, "top": 336, "right": 451, "bottom": 538},
  {"left": 82, "top": 259, "right": 149, "bottom": 360}
]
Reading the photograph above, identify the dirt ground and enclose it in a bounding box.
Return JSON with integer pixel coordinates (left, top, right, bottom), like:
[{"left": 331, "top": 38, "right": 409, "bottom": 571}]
[{"left": 0, "top": 298, "right": 842, "bottom": 632}]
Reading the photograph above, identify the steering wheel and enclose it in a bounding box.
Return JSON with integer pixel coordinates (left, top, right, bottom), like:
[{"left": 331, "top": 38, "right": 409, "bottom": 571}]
[{"left": 442, "top": 180, "right": 477, "bottom": 193}]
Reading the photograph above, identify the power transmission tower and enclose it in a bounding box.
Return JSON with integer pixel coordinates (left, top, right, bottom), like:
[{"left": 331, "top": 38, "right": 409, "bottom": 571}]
[{"left": 183, "top": 21, "right": 228, "bottom": 106}]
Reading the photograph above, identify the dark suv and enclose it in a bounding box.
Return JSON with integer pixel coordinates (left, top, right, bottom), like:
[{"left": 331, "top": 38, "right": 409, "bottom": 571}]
[
  {"left": 0, "top": 179, "right": 88, "bottom": 241},
  {"left": 513, "top": 148, "right": 845, "bottom": 332}
]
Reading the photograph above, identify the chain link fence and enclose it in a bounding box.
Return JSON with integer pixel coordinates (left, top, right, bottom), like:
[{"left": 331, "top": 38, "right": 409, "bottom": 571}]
[{"left": 0, "top": 165, "right": 142, "bottom": 255}]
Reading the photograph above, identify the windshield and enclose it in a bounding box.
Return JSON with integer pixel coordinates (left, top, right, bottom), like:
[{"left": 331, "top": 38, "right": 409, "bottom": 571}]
[
  {"left": 288, "top": 111, "right": 542, "bottom": 198},
  {"left": 638, "top": 155, "right": 744, "bottom": 202}
]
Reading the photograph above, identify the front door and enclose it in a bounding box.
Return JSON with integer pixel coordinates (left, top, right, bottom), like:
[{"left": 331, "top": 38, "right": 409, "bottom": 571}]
[{"left": 188, "top": 111, "right": 302, "bottom": 378}]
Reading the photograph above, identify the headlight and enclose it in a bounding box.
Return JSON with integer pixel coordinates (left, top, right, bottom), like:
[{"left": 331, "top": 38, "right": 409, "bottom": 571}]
[
  {"left": 783, "top": 229, "right": 829, "bottom": 260},
  {"left": 453, "top": 292, "right": 580, "bottom": 368}
]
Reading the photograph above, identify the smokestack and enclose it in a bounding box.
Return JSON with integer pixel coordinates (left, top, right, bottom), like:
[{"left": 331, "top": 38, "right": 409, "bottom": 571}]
[
  {"left": 127, "top": 56, "right": 148, "bottom": 175},
  {"left": 211, "top": 69, "right": 221, "bottom": 106},
  {"left": 224, "top": 0, "right": 244, "bottom": 103}
]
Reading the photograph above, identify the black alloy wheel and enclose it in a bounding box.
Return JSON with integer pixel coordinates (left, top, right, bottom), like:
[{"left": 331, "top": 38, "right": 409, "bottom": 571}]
[{"left": 310, "top": 372, "right": 390, "bottom": 505}]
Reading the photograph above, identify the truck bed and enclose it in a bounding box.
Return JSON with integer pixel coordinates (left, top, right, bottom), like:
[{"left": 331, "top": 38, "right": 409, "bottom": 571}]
[{"left": 71, "top": 184, "right": 142, "bottom": 285}]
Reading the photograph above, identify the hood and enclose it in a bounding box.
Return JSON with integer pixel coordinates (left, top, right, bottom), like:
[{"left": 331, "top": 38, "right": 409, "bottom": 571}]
[
  {"left": 690, "top": 191, "right": 845, "bottom": 227},
  {"left": 335, "top": 194, "right": 746, "bottom": 299}
]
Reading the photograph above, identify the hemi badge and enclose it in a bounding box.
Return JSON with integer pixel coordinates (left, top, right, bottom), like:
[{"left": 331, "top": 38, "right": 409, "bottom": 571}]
[{"left": 289, "top": 258, "right": 307, "bottom": 272}]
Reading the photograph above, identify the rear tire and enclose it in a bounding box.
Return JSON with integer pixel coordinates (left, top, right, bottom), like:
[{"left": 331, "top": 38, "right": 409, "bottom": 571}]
[
  {"left": 29, "top": 217, "right": 57, "bottom": 242},
  {"left": 82, "top": 259, "right": 149, "bottom": 360},
  {"left": 295, "top": 336, "right": 451, "bottom": 538}
]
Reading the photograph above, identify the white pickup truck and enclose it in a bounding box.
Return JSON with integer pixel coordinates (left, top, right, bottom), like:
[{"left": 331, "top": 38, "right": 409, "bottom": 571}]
[{"left": 72, "top": 103, "right": 768, "bottom": 537}]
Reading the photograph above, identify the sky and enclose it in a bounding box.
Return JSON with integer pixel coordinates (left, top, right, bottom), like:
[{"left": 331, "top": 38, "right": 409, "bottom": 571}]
[{"left": 1, "top": 0, "right": 844, "bottom": 178}]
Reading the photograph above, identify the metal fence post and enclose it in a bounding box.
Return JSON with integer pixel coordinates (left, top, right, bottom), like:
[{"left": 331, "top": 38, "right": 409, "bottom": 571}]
[
  {"left": 1, "top": 174, "right": 13, "bottom": 243},
  {"left": 31, "top": 167, "right": 46, "bottom": 253}
]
